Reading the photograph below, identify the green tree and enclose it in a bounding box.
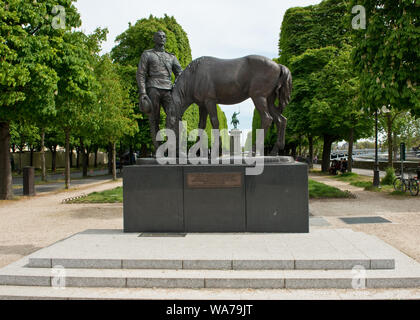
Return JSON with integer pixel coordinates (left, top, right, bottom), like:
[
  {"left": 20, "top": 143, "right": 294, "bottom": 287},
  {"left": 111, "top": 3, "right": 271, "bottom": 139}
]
[
  {"left": 307, "top": 46, "right": 373, "bottom": 171},
  {"left": 10, "top": 120, "right": 40, "bottom": 172},
  {"left": 95, "top": 55, "right": 138, "bottom": 180},
  {"left": 0, "top": 0, "right": 81, "bottom": 199},
  {"left": 256, "top": 0, "right": 374, "bottom": 171},
  {"left": 253, "top": 0, "right": 353, "bottom": 160},
  {"left": 53, "top": 30, "right": 100, "bottom": 188},
  {"left": 278, "top": 0, "right": 349, "bottom": 66},
  {"left": 351, "top": 0, "right": 419, "bottom": 117}
]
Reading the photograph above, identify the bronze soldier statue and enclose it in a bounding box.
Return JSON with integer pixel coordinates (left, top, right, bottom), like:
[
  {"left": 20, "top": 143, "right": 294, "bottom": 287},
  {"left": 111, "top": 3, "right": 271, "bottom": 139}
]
[
  {"left": 231, "top": 112, "right": 240, "bottom": 130},
  {"left": 136, "top": 30, "right": 183, "bottom": 153}
]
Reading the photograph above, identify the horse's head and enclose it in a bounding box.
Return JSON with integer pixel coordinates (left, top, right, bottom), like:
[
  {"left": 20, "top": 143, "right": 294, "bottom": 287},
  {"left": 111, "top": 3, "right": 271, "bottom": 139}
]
[{"left": 164, "top": 90, "right": 182, "bottom": 134}]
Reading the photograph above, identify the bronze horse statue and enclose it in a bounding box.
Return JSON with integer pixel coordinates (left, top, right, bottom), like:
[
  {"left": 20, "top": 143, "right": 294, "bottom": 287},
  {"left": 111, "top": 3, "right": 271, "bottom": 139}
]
[{"left": 169, "top": 55, "right": 292, "bottom": 155}]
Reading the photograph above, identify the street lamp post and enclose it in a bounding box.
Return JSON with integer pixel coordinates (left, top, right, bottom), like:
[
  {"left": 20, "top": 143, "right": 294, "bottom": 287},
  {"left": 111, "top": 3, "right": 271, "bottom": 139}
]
[
  {"left": 373, "top": 106, "right": 390, "bottom": 187},
  {"left": 373, "top": 109, "right": 380, "bottom": 187}
]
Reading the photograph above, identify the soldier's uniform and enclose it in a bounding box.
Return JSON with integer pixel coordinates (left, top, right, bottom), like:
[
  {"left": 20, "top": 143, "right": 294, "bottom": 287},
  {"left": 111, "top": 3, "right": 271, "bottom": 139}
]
[{"left": 136, "top": 49, "right": 183, "bottom": 151}]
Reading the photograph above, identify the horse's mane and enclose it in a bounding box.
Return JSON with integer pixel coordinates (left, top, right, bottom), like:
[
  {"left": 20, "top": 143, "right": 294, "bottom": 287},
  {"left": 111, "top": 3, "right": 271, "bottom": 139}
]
[{"left": 173, "top": 57, "right": 205, "bottom": 88}]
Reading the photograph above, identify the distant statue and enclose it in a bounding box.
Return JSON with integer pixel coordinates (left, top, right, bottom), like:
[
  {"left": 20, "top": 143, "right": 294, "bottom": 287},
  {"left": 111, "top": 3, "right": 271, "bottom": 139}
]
[
  {"left": 136, "top": 30, "right": 183, "bottom": 153},
  {"left": 231, "top": 112, "right": 240, "bottom": 130}
]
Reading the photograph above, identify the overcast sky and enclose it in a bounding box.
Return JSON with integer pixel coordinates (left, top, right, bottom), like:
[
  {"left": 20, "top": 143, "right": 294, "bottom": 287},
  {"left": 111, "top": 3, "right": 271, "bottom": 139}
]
[{"left": 75, "top": 0, "right": 322, "bottom": 144}]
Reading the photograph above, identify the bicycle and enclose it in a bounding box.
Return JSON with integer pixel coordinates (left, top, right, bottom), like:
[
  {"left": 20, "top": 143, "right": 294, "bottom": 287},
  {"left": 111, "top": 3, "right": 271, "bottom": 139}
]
[{"left": 393, "top": 172, "right": 419, "bottom": 196}]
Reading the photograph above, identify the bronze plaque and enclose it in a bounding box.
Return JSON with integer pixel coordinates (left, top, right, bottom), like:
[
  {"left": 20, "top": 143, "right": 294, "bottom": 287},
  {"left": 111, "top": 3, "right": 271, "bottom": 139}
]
[{"left": 186, "top": 172, "right": 242, "bottom": 189}]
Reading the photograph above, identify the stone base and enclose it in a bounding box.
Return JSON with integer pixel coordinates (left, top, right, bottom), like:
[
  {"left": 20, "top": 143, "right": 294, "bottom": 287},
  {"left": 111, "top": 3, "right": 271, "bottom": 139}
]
[
  {"left": 124, "top": 158, "right": 309, "bottom": 233},
  {"left": 1, "top": 229, "right": 420, "bottom": 290}
]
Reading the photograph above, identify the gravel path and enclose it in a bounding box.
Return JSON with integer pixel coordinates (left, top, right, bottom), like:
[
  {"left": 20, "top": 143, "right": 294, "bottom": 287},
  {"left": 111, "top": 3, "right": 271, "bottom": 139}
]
[
  {"left": 309, "top": 174, "right": 420, "bottom": 263},
  {"left": 0, "top": 179, "right": 123, "bottom": 268}
]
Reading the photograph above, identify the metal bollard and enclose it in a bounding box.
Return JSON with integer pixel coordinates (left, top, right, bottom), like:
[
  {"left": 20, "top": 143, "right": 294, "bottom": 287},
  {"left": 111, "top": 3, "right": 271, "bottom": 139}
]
[{"left": 23, "top": 166, "right": 35, "bottom": 196}]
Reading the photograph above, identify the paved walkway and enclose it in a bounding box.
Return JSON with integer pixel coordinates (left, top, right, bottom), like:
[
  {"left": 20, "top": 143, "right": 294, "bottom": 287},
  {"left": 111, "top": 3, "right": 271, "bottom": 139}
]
[
  {"left": 0, "top": 179, "right": 123, "bottom": 269},
  {"left": 313, "top": 164, "right": 386, "bottom": 178},
  {"left": 309, "top": 174, "right": 420, "bottom": 264},
  {"left": 12, "top": 169, "right": 120, "bottom": 196}
]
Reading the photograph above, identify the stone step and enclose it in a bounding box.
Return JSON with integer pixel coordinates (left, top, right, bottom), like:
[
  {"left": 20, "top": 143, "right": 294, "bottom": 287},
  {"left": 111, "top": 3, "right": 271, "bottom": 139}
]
[
  {"left": 0, "top": 265, "right": 419, "bottom": 289},
  {"left": 27, "top": 257, "right": 394, "bottom": 271},
  {"left": 25, "top": 229, "right": 398, "bottom": 270},
  {"left": 1, "top": 286, "right": 420, "bottom": 300},
  {"left": 1, "top": 229, "right": 419, "bottom": 291}
]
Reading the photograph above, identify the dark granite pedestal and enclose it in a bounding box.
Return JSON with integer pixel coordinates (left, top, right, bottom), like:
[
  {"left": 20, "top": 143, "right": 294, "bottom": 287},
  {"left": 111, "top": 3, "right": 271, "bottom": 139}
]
[{"left": 123, "top": 157, "right": 309, "bottom": 233}]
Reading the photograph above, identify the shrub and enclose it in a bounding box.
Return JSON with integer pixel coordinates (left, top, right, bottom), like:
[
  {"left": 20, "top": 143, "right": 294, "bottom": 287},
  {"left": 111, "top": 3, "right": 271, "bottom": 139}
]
[{"left": 382, "top": 167, "right": 396, "bottom": 185}]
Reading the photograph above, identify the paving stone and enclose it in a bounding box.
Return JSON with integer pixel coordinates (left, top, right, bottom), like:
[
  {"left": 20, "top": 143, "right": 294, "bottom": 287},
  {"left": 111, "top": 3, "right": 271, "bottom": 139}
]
[
  {"left": 0, "top": 275, "right": 50, "bottom": 287},
  {"left": 233, "top": 260, "right": 294, "bottom": 270},
  {"left": 64, "top": 277, "right": 126, "bottom": 288},
  {"left": 205, "top": 278, "right": 285, "bottom": 289},
  {"left": 340, "top": 217, "right": 392, "bottom": 225},
  {"left": 183, "top": 260, "right": 232, "bottom": 270},
  {"left": 310, "top": 217, "right": 331, "bottom": 227},
  {"left": 51, "top": 259, "right": 122, "bottom": 269},
  {"left": 367, "top": 278, "right": 420, "bottom": 288},
  {"left": 127, "top": 278, "right": 204, "bottom": 288},
  {"left": 28, "top": 259, "right": 51, "bottom": 268},
  {"left": 123, "top": 260, "right": 182, "bottom": 269},
  {"left": 295, "top": 260, "right": 370, "bottom": 270},
  {"left": 285, "top": 278, "right": 356, "bottom": 289}
]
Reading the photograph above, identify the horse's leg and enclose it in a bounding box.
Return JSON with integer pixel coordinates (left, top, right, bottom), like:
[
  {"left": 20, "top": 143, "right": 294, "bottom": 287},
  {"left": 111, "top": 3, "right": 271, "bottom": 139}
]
[
  {"left": 277, "top": 114, "right": 287, "bottom": 152},
  {"left": 205, "top": 100, "right": 222, "bottom": 156},
  {"left": 267, "top": 95, "right": 287, "bottom": 156},
  {"left": 252, "top": 96, "right": 273, "bottom": 156},
  {"left": 197, "top": 105, "right": 209, "bottom": 157}
]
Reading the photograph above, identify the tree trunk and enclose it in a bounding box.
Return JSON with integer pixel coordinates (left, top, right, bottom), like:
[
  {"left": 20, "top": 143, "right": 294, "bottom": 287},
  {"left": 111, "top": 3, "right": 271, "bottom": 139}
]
[
  {"left": 129, "top": 145, "right": 134, "bottom": 165},
  {"left": 108, "top": 143, "right": 113, "bottom": 175},
  {"left": 51, "top": 146, "right": 57, "bottom": 173},
  {"left": 308, "top": 136, "right": 314, "bottom": 169},
  {"left": 30, "top": 146, "right": 34, "bottom": 167},
  {"left": 64, "top": 128, "right": 71, "bottom": 189},
  {"left": 386, "top": 114, "right": 393, "bottom": 168},
  {"left": 80, "top": 138, "right": 88, "bottom": 178},
  {"left": 76, "top": 146, "right": 80, "bottom": 169},
  {"left": 393, "top": 132, "right": 398, "bottom": 164},
  {"left": 40, "top": 129, "right": 46, "bottom": 181},
  {"left": 18, "top": 148, "right": 23, "bottom": 174},
  {"left": 69, "top": 147, "right": 73, "bottom": 168},
  {"left": 94, "top": 146, "right": 98, "bottom": 168},
  {"left": 0, "top": 122, "right": 13, "bottom": 200},
  {"left": 291, "top": 145, "right": 297, "bottom": 159},
  {"left": 140, "top": 144, "right": 148, "bottom": 158},
  {"left": 321, "top": 135, "right": 334, "bottom": 173},
  {"left": 112, "top": 142, "right": 117, "bottom": 181},
  {"left": 348, "top": 127, "right": 354, "bottom": 173}
]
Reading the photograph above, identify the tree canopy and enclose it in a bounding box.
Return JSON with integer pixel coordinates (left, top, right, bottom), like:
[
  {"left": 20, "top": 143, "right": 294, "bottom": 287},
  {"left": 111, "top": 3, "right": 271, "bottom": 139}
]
[{"left": 351, "top": 0, "right": 419, "bottom": 116}]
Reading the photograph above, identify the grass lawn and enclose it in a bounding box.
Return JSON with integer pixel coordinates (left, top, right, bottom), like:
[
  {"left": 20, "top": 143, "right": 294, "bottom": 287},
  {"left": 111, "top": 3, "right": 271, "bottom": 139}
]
[
  {"left": 67, "top": 187, "right": 123, "bottom": 203},
  {"left": 308, "top": 179, "right": 353, "bottom": 199},
  {"left": 68, "top": 180, "right": 352, "bottom": 203},
  {"left": 12, "top": 165, "right": 108, "bottom": 178},
  {"left": 315, "top": 171, "right": 409, "bottom": 196}
]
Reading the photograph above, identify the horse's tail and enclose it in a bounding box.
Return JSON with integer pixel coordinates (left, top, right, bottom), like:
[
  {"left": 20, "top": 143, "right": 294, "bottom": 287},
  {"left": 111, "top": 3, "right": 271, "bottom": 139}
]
[{"left": 269, "top": 64, "right": 292, "bottom": 118}]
